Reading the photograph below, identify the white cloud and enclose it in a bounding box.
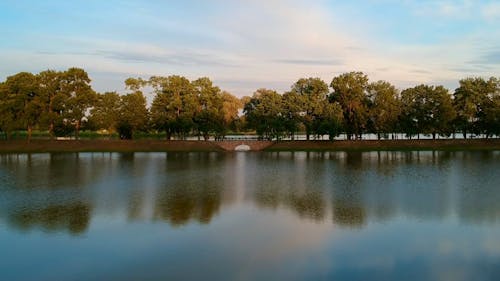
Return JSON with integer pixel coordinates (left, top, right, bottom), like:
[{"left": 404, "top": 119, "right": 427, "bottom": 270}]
[
  {"left": 482, "top": 2, "right": 500, "bottom": 20},
  {"left": 1, "top": 0, "right": 499, "bottom": 96}
]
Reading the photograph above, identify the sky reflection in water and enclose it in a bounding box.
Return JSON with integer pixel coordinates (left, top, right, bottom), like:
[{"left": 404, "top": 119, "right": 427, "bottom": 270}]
[{"left": 0, "top": 151, "right": 499, "bottom": 281}]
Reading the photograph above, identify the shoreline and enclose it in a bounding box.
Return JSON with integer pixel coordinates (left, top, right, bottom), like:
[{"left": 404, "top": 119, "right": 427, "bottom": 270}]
[{"left": 1, "top": 139, "right": 500, "bottom": 153}]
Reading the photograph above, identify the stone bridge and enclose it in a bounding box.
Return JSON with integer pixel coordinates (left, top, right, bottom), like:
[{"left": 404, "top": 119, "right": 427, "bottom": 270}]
[{"left": 214, "top": 141, "right": 275, "bottom": 151}]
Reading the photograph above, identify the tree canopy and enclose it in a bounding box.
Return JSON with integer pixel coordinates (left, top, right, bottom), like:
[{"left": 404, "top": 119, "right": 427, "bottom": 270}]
[{"left": 1, "top": 68, "right": 499, "bottom": 140}]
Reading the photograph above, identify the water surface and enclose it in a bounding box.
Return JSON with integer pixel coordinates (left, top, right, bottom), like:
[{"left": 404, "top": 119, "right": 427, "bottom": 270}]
[{"left": 1, "top": 151, "right": 499, "bottom": 281}]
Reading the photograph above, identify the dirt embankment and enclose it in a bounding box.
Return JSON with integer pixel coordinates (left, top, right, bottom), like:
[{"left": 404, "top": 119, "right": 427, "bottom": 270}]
[
  {"left": 266, "top": 139, "right": 500, "bottom": 151},
  {"left": 0, "top": 140, "right": 224, "bottom": 153},
  {"left": 0, "top": 139, "right": 499, "bottom": 153}
]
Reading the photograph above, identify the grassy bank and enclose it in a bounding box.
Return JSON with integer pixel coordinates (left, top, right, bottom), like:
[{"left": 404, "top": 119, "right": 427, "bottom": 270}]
[{"left": 0, "top": 139, "right": 500, "bottom": 153}]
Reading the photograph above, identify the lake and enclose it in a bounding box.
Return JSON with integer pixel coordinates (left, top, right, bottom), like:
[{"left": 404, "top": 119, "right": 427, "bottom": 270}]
[{"left": 1, "top": 151, "right": 499, "bottom": 281}]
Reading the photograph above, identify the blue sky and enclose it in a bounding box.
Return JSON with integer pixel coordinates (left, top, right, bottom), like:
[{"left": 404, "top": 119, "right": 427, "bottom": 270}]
[{"left": 1, "top": 0, "right": 499, "bottom": 97}]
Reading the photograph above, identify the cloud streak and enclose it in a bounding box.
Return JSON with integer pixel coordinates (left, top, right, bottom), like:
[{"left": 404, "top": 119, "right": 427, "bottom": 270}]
[
  {"left": 0, "top": 0, "right": 499, "bottom": 96},
  {"left": 273, "top": 59, "right": 343, "bottom": 66}
]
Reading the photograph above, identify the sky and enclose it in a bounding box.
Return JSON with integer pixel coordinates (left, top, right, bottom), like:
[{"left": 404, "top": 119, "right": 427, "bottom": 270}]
[{"left": 1, "top": 0, "right": 499, "bottom": 97}]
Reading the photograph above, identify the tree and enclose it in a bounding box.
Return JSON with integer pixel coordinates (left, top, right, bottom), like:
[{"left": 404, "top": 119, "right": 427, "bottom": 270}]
[
  {"left": 282, "top": 91, "right": 303, "bottom": 139},
  {"left": 313, "top": 101, "right": 344, "bottom": 140},
  {"left": 483, "top": 94, "right": 500, "bottom": 137},
  {"left": 221, "top": 91, "right": 242, "bottom": 133},
  {"left": 89, "top": 92, "right": 121, "bottom": 132},
  {"left": 37, "top": 70, "right": 65, "bottom": 138},
  {"left": 59, "top": 68, "right": 96, "bottom": 139},
  {"left": 0, "top": 81, "right": 18, "bottom": 139},
  {"left": 244, "top": 89, "right": 285, "bottom": 140},
  {"left": 289, "top": 78, "right": 329, "bottom": 140},
  {"left": 367, "top": 80, "right": 401, "bottom": 139},
  {"left": 150, "top": 75, "right": 197, "bottom": 140},
  {"left": 124, "top": 77, "right": 147, "bottom": 91},
  {"left": 481, "top": 78, "right": 500, "bottom": 137},
  {"left": 454, "top": 77, "right": 498, "bottom": 138},
  {"left": 400, "top": 85, "right": 455, "bottom": 139},
  {"left": 192, "top": 77, "right": 224, "bottom": 140},
  {"left": 330, "top": 72, "right": 370, "bottom": 140},
  {"left": 117, "top": 91, "right": 149, "bottom": 139},
  {"left": 0, "top": 72, "right": 41, "bottom": 141}
]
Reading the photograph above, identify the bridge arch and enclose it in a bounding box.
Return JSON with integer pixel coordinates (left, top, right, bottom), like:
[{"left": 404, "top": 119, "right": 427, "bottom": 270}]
[{"left": 214, "top": 141, "right": 274, "bottom": 151}]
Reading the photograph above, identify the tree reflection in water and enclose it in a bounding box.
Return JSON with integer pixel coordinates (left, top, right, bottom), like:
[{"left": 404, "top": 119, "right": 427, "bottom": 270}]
[
  {"left": 0, "top": 151, "right": 500, "bottom": 235},
  {"left": 8, "top": 202, "right": 91, "bottom": 235}
]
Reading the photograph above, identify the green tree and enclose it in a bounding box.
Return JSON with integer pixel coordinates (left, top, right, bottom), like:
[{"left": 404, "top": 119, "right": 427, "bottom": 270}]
[
  {"left": 481, "top": 78, "right": 500, "bottom": 137},
  {"left": 401, "top": 85, "right": 455, "bottom": 139},
  {"left": 289, "top": 78, "right": 329, "bottom": 140},
  {"left": 330, "top": 72, "right": 370, "bottom": 140},
  {"left": 59, "top": 68, "right": 96, "bottom": 139},
  {"left": 367, "top": 80, "right": 401, "bottom": 139},
  {"left": 282, "top": 91, "right": 303, "bottom": 139},
  {"left": 0, "top": 72, "right": 41, "bottom": 140},
  {"left": 454, "top": 77, "right": 498, "bottom": 138},
  {"left": 483, "top": 94, "right": 500, "bottom": 137},
  {"left": 89, "top": 92, "right": 121, "bottom": 132},
  {"left": 124, "top": 77, "right": 147, "bottom": 92},
  {"left": 192, "top": 77, "right": 224, "bottom": 140},
  {"left": 244, "top": 89, "right": 285, "bottom": 140},
  {"left": 37, "top": 70, "right": 64, "bottom": 139},
  {"left": 150, "top": 75, "right": 197, "bottom": 140},
  {"left": 0, "top": 81, "right": 18, "bottom": 139},
  {"left": 313, "top": 101, "right": 344, "bottom": 140},
  {"left": 117, "top": 91, "right": 149, "bottom": 139}
]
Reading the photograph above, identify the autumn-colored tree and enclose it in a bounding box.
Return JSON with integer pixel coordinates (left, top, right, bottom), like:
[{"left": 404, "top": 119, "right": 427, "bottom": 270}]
[{"left": 221, "top": 91, "right": 242, "bottom": 133}]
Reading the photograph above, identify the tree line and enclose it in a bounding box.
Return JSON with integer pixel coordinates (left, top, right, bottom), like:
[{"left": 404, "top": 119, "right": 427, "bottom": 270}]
[
  {"left": 1, "top": 68, "right": 499, "bottom": 140},
  {"left": 0, "top": 68, "right": 242, "bottom": 140}
]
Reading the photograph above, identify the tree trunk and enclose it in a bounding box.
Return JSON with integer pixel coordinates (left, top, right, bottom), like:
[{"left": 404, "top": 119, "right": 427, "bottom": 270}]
[
  {"left": 49, "top": 122, "right": 55, "bottom": 140},
  {"left": 27, "top": 125, "right": 33, "bottom": 142},
  {"left": 75, "top": 121, "right": 81, "bottom": 140},
  {"left": 48, "top": 97, "right": 55, "bottom": 140}
]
